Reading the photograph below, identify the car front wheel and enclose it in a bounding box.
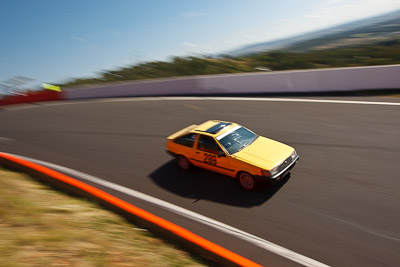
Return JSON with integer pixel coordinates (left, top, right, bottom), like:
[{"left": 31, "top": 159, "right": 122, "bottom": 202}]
[
  {"left": 238, "top": 172, "right": 256, "bottom": 190},
  {"left": 177, "top": 155, "right": 191, "bottom": 170}
]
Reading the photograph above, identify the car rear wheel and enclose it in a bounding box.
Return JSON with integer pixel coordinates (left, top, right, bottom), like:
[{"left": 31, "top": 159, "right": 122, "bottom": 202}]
[
  {"left": 238, "top": 172, "right": 256, "bottom": 190},
  {"left": 177, "top": 155, "right": 191, "bottom": 170}
]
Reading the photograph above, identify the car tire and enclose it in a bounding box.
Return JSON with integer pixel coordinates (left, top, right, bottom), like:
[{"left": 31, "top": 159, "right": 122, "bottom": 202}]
[
  {"left": 238, "top": 172, "right": 256, "bottom": 190},
  {"left": 177, "top": 155, "right": 191, "bottom": 170}
]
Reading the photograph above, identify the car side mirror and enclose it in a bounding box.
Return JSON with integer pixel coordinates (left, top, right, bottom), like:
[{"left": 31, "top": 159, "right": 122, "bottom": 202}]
[{"left": 218, "top": 151, "right": 226, "bottom": 158}]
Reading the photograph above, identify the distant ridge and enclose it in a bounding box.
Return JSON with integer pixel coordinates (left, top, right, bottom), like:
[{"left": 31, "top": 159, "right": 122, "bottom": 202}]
[{"left": 224, "top": 9, "right": 400, "bottom": 57}]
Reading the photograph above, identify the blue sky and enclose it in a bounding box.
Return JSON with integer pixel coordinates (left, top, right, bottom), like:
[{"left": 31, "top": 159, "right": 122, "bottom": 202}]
[{"left": 1, "top": 0, "right": 400, "bottom": 88}]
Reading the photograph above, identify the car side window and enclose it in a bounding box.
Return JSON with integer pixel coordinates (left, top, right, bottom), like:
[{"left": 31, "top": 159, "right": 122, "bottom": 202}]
[
  {"left": 197, "top": 135, "right": 221, "bottom": 154},
  {"left": 174, "top": 133, "right": 197, "bottom": 148}
]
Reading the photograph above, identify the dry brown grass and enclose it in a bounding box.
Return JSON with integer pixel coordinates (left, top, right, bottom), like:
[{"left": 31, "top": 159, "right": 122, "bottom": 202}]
[{"left": 0, "top": 168, "right": 206, "bottom": 267}]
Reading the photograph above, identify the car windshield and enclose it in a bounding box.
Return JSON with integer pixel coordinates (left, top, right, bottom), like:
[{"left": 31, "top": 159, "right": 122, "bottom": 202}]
[{"left": 217, "top": 126, "right": 258, "bottom": 155}]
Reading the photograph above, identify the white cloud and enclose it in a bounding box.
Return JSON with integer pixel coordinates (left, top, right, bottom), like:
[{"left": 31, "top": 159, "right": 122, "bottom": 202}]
[
  {"left": 306, "top": 0, "right": 400, "bottom": 23},
  {"left": 275, "top": 18, "right": 293, "bottom": 23},
  {"left": 320, "top": 0, "right": 347, "bottom": 7},
  {"left": 304, "top": 13, "right": 322, "bottom": 19},
  {"left": 182, "top": 42, "right": 198, "bottom": 47},
  {"left": 305, "top": 3, "right": 358, "bottom": 21}
]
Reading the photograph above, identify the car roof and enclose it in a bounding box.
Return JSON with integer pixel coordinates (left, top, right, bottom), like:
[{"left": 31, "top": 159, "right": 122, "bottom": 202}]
[{"left": 192, "top": 120, "right": 238, "bottom": 137}]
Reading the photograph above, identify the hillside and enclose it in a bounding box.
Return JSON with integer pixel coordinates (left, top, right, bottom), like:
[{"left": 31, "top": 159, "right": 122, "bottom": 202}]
[
  {"left": 226, "top": 9, "right": 400, "bottom": 56},
  {"left": 60, "top": 40, "right": 400, "bottom": 88}
]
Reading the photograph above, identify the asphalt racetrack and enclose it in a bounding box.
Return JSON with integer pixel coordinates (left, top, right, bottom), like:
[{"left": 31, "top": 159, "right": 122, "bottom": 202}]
[{"left": 1, "top": 96, "right": 399, "bottom": 266}]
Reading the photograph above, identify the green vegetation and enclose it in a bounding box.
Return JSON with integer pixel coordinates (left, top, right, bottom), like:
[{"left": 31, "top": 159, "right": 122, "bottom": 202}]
[
  {"left": 61, "top": 40, "right": 400, "bottom": 87},
  {"left": 0, "top": 168, "right": 206, "bottom": 266},
  {"left": 63, "top": 56, "right": 251, "bottom": 87},
  {"left": 245, "top": 40, "right": 400, "bottom": 70}
]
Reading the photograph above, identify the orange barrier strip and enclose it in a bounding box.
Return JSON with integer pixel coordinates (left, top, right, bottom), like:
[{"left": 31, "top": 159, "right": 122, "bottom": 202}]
[{"left": 0, "top": 152, "right": 262, "bottom": 267}]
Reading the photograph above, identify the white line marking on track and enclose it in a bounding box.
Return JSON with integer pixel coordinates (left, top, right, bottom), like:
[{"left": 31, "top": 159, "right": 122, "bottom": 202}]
[
  {"left": 211, "top": 97, "right": 400, "bottom": 106},
  {"left": 6, "top": 152, "right": 330, "bottom": 267},
  {"left": 4, "top": 96, "right": 399, "bottom": 110},
  {"left": 92, "top": 96, "right": 400, "bottom": 106}
]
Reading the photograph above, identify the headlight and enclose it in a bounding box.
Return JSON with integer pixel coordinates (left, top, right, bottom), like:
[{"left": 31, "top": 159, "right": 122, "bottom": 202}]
[
  {"left": 270, "top": 166, "right": 279, "bottom": 177},
  {"left": 262, "top": 167, "right": 279, "bottom": 177},
  {"left": 290, "top": 150, "right": 298, "bottom": 160},
  {"left": 262, "top": 151, "right": 297, "bottom": 179}
]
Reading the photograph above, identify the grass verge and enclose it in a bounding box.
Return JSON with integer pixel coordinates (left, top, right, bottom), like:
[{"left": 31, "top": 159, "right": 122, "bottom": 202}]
[{"left": 0, "top": 167, "right": 206, "bottom": 267}]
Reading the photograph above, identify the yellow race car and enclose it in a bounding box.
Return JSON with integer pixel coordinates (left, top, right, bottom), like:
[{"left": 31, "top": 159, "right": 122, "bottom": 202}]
[{"left": 166, "top": 120, "right": 299, "bottom": 190}]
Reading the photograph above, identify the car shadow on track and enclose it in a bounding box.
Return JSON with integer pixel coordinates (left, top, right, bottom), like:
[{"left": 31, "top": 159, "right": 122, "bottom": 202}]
[{"left": 149, "top": 160, "right": 291, "bottom": 208}]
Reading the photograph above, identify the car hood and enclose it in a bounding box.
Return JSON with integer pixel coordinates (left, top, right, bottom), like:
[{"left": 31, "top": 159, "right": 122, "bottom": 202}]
[{"left": 232, "top": 136, "right": 294, "bottom": 170}]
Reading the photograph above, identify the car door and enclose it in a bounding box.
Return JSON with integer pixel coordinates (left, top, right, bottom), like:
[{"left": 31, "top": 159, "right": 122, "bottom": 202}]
[
  {"left": 172, "top": 133, "right": 199, "bottom": 165},
  {"left": 194, "top": 134, "right": 233, "bottom": 176}
]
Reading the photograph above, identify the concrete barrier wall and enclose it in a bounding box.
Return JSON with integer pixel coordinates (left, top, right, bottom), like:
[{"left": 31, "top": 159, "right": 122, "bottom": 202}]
[
  {"left": 65, "top": 77, "right": 199, "bottom": 100},
  {"left": 65, "top": 65, "right": 400, "bottom": 99},
  {"left": 199, "top": 65, "right": 400, "bottom": 93}
]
